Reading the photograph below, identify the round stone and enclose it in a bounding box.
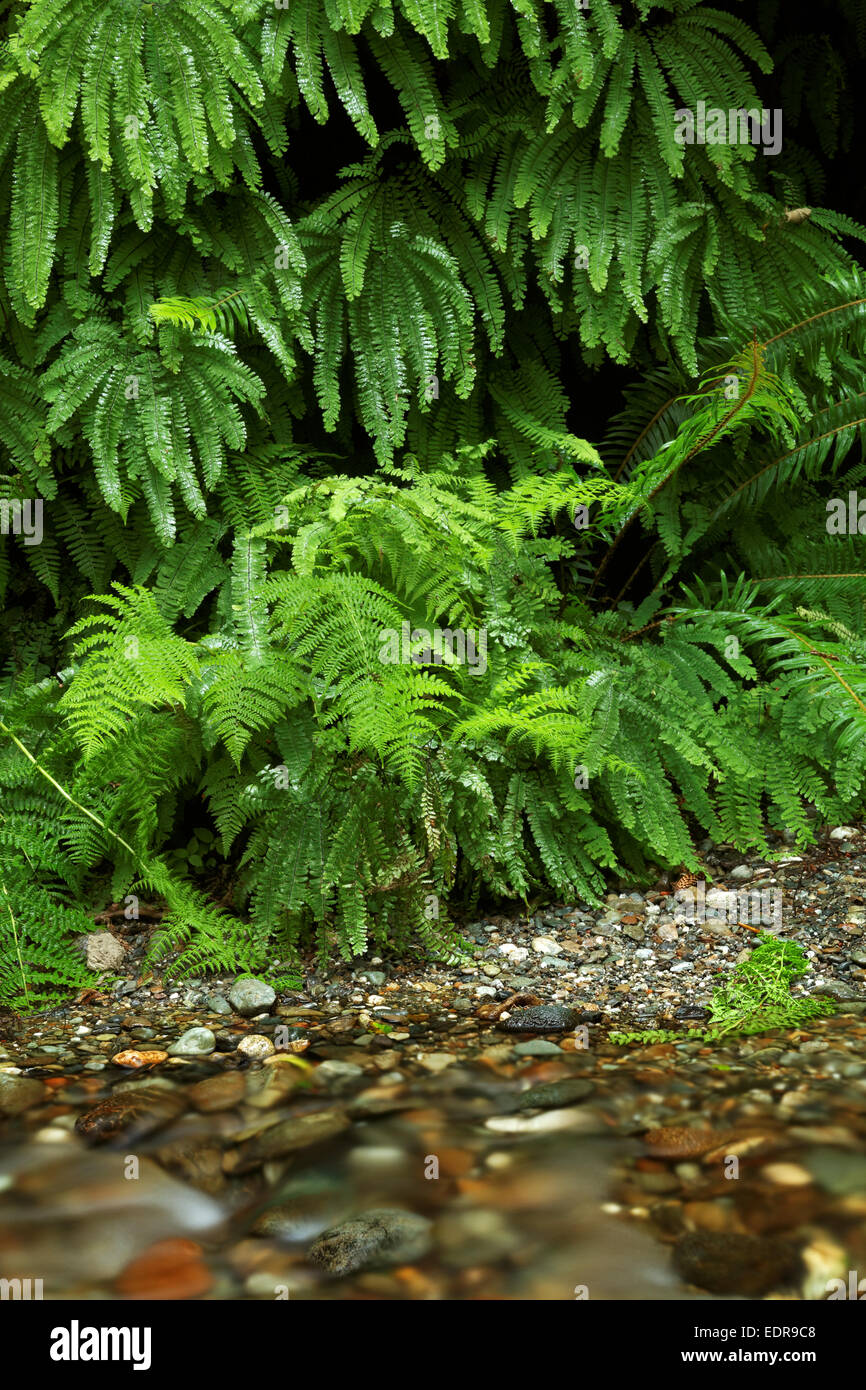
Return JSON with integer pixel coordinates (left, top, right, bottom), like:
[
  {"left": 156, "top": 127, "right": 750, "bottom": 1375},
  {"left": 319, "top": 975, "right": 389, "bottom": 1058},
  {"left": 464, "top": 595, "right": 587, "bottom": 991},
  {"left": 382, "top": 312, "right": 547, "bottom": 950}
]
[
  {"left": 0, "top": 1073, "right": 45, "bottom": 1115},
  {"left": 168, "top": 1028, "right": 216, "bottom": 1057},
  {"left": 228, "top": 978, "right": 277, "bottom": 1017},
  {"left": 237, "top": 1034, "right": 275, "bottom": 1059}
]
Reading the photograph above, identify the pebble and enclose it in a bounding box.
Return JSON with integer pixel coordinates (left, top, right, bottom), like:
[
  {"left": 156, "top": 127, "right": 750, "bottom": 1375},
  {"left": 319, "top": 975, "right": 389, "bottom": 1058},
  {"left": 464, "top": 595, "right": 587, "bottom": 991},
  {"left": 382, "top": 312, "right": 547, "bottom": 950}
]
[
  {"left": 800, "top": 1233, "right": 850, "bottom": 1301},
  {"left": 252, "top": 1179, "right": 351, "bottom": 1242},
  {"left": 74, "top": 1085, "right": 188, "bottom": 1144},
  {"left": 357, "top": 970, "right": 386, "bottom": 987},
  {"left": 228, "top": 978, "right": 277, "bottom": 1017},
  {"left": 485, "top": 1105, "right": 604, "bottom": 1136},
  {"left": 168, "top": 1028, "right": 216, "bottom": 1057},
  {"left": 762, "top": 1162, "right": 812, "bottom": 1186},
  {"left": 313, "top": 1060, "right": 365, "bottom": 1088},
  {"left": 0, "top": 1073, "right": 45, "bottom": 1115},
  {"left": 187, "top": 1072, "right": 246, "bottom": 1113},
  {"left": 110, "top": 1050, "right": 168, "bottom": 1069},
  {"left": 512, "top": 1040, "right": 562, "bottom": 1057},
  {"left": 643, "top": 1127, "right": 730, "bottom": 1159},
  {"left": 115, "top": 1238, "right": 212, "bottom": 1299},
  {"left": 237, "top": 1035, "right": 275, "bottom": 1059},
  {"left": 308, "top": 1209, "right": 433, "bottom": 1275},
  {"left": 244, "top": 1068, "right": 301, "bottom": 1110},
  {"left": 77, "top": 931, "right": 125, "bottom": 972},
  {"left": 230, "top": 1108, "right": 350, "bottom": 1172},
  {"left": 499, "top": 1005, "right": 579, "bottom": 1033},
  {"left": 499, "top": 944, "right": 529, "bottom": 963},
  {"left": 673, "top": 1231, "right": 803, "bottom": 1296},
  {"left": 435, "top": 1208, "right": 521, "bottom": 1267},
  {"left": 803, "top": 1147, "right": 866, "bottom": 1196},
  {"left": 416, "top": 1053, "right": 457, "bottom": 1072},
  {"left": 517, "top": 1078, "right": 595, "bottom": 1110}
]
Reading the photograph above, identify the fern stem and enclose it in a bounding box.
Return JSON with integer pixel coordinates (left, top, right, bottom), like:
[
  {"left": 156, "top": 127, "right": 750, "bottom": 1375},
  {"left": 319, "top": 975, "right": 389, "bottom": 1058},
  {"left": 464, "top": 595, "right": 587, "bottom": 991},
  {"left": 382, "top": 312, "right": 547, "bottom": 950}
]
[
  {"left": 763, "top": 297, "right": 866, "bottom": 348},
  {"left": 0, "top": 718, "right": 139, "bottom": 860},
  {"left": 774, "top": 626, "right": 866, "bottom": 714},
  {"left": 0, "top": 873, "right": 29, "bottom": 1008},
  {"left": 621, "top": 613, "right": 677, "bottom": 642},
  {"left": 754, "top": 572, "right": 866, "bottom": 584},
  {"left": 592, "top": 338, "right": 763, "bottom": 598},
  {"left": 709, "top": 413, "right": 866, "bottom": 522}
]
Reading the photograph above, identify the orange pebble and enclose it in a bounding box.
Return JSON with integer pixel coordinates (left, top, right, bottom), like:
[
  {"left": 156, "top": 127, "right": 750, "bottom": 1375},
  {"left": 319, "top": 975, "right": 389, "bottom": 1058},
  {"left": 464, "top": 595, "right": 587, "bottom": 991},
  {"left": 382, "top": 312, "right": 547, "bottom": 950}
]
[
  {"left": 115, "top": 1239, "right": 212, "bottom": 1300},
  {"left": 111, "top": 1050, "right": 169, "bottom": 1068},
  {"left": 436, "top": 1147, "right": 475, "bottom": 1177}
]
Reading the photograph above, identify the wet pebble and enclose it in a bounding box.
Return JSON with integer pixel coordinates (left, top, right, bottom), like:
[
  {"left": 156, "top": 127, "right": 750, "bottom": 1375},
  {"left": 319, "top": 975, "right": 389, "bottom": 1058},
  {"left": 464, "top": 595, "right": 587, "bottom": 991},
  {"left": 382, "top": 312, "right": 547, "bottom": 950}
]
[
  {"left": 513, "top": 1040, "right": 562, "bottom": 1057},
  {"left": 187, "top": 1071, "right": 246, "bottom": 1113},
  {"left": 229, "top": 1108, "right": 350, "bottom": 1172},
  {"left": 673, "top": 1230, "right": 803, "bottom": 1296},
  {"left": 237, "top": 1035, "right": 275, "bottom": 1060},
  {"left": 229, "top": 978, "right": 276, "bottom": 1017},
  {"left": 499, "top": 1005, "right": 580, "bottom": 1033},
  {"left": 803, "top": 1147, "right": 866, "bottom": 1197},
  {"left": 308, "top": 1208, "right": 432, "bottom": 1275},
  {"left": 314, "top": 1060, "right": 364, "bottom": 1088},
  {"left": 168, "top": 1028, "right": 215, "bottom": 1057},
  {"left": 0, "top": 1073, "right": 45, "bottom": 1116},
  {"left": 111, "top": 1050, "right": 168, "bottom": 1069},
  {"left": 74, "top": 1084, "right": 188, "bottom": 1145},
  {"left": 517, "top": 1078, "right": 595, "bottom": 1110}
]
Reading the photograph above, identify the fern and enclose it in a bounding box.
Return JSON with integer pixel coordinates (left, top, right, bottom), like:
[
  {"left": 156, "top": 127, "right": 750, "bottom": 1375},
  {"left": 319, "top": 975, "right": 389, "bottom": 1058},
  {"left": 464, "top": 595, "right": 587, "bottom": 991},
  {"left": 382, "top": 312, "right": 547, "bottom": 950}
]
[
  {"left": 612, "top": 935, "right": 837, "bottom": 1045},
  {"left": 2, "top": 0, "right": 866, "bottom": 1004}
]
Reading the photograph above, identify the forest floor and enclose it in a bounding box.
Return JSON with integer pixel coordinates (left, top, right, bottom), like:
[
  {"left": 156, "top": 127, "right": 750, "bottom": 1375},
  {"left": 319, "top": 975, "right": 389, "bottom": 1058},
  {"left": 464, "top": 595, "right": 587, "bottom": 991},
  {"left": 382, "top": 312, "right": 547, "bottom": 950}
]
[{"left": 2, "top": 825, "right": 866, "bottom": 1299}]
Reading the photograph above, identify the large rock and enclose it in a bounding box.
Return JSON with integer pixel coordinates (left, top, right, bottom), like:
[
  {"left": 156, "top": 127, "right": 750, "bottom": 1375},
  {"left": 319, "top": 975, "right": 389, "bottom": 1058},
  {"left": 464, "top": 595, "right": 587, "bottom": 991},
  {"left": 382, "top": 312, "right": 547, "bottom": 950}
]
[
  {"left": 77, "top": 930, "right": 125, "bottom": 972},
  {"left": 308, "top": 1208, "right": 432, "bottom": 1275},
  {"left": 228, "top": 977, "right": 276, "bottom": 1017}
]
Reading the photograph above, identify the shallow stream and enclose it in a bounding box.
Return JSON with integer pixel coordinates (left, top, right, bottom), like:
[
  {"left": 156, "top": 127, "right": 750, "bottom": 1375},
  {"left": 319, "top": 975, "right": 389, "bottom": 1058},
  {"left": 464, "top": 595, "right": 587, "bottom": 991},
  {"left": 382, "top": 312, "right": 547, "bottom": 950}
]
[{"left": 3, "top": 1007, "right": 866, "bottom": 1300}]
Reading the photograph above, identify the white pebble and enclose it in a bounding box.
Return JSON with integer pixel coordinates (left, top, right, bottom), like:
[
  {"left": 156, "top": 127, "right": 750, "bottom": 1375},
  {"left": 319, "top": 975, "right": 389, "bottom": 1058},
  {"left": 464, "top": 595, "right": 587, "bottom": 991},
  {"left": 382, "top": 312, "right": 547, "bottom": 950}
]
[{"left": 237, "top": 1034, "right": 275, "bottom": 1059}]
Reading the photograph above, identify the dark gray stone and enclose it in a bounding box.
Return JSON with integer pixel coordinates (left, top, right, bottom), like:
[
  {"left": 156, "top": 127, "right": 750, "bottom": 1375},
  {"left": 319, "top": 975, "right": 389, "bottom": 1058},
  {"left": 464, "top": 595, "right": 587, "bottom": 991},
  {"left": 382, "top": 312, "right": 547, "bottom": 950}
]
[{"left": 517, "top": 1078, "right": 595, "bottom": 1110}]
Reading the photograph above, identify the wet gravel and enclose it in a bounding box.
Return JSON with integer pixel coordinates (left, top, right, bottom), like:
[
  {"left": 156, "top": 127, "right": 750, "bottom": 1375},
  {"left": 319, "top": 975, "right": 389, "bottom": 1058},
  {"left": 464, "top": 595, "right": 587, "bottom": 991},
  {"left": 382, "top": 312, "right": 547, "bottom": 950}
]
[{"left": 2, "top": 824, "right": 866, "bottom": 1300}]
